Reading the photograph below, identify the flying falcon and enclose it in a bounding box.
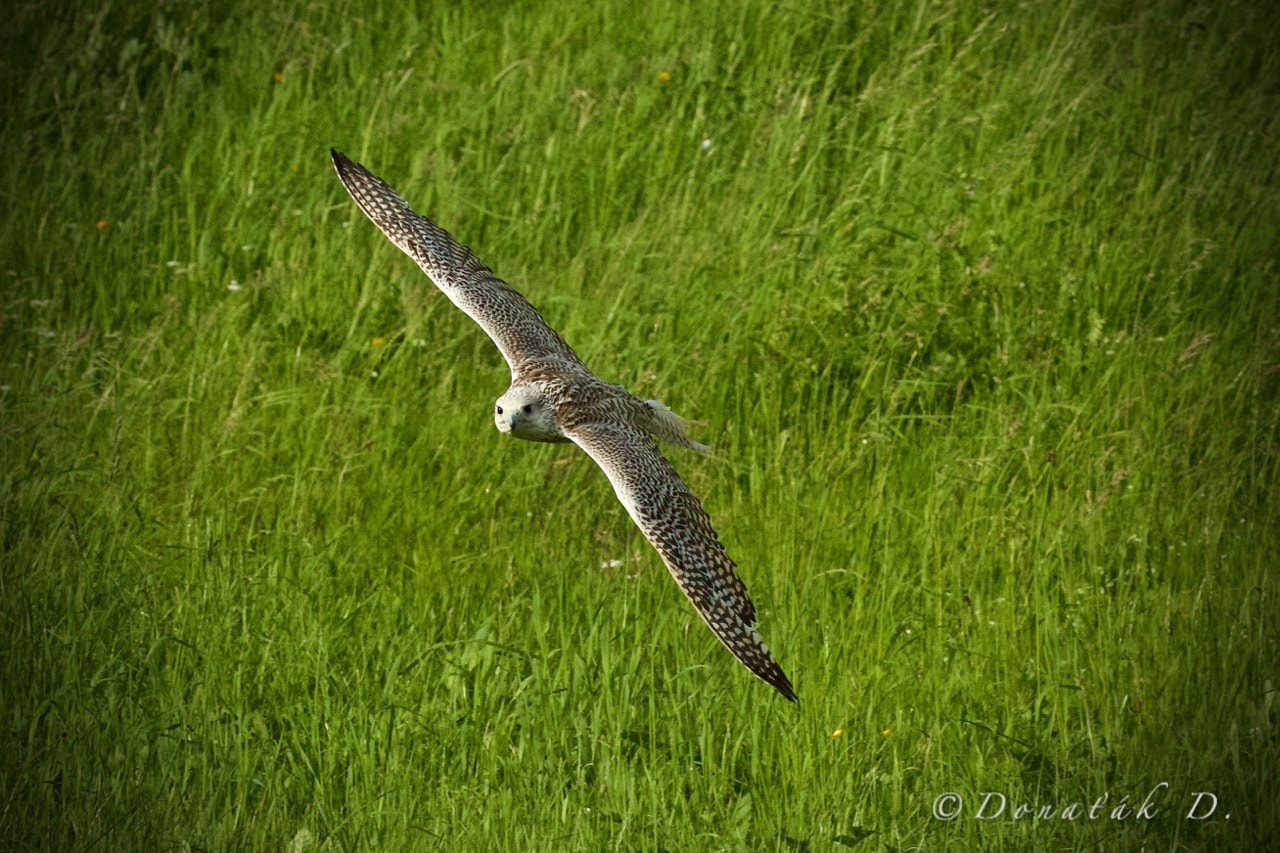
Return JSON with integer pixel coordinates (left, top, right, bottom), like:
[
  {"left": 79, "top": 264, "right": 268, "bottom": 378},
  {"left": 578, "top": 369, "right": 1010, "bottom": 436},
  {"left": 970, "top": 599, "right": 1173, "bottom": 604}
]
[{"left": 331, "top": 149, "right": 795, "bottom": 701}]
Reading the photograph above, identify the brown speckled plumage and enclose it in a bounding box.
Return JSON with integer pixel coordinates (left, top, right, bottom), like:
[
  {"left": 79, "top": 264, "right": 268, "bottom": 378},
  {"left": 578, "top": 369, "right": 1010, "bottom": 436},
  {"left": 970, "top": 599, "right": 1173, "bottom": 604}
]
[{"left": 332, "top": 149, "right": 795, "bottom": 701}]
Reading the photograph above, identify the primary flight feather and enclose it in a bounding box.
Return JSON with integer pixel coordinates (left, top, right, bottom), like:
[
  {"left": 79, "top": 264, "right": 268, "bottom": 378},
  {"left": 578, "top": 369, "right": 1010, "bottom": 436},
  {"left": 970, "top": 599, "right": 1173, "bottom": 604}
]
[{"left": 332, "top": 149, "right": 795, "bottom": 701}]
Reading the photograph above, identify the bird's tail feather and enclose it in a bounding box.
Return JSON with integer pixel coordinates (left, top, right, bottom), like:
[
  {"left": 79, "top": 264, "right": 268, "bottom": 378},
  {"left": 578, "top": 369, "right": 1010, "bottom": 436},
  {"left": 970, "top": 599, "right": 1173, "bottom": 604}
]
[{"left": 644, "top": 400, "right": 711, "bottom": 451}]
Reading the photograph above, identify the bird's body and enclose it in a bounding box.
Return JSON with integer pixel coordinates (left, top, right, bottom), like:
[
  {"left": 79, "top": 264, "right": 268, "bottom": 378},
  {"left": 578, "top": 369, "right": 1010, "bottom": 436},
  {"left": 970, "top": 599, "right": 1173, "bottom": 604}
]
[{"left": 332, "top": 149, "right": 794, "bottom": 701}]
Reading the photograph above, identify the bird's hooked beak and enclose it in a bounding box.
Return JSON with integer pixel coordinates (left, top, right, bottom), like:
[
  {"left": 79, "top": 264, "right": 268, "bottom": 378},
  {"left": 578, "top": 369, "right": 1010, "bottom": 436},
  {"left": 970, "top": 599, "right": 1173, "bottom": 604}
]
[{"left": 495, "top": 400, "right": 522, "bottom": 435}]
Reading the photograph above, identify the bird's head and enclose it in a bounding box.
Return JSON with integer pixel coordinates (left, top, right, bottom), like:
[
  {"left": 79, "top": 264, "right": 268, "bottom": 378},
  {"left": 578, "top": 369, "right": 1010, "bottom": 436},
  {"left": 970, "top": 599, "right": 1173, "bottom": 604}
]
[{"left": 495, "top": 384, "right": 563, "bottom": 442}]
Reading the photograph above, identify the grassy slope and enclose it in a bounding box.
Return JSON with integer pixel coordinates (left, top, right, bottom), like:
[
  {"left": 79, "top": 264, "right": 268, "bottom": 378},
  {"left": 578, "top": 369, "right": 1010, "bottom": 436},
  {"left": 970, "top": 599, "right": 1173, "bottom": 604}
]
[{"left": 2, "top": 0, "right": 1277, "bottom": 849}]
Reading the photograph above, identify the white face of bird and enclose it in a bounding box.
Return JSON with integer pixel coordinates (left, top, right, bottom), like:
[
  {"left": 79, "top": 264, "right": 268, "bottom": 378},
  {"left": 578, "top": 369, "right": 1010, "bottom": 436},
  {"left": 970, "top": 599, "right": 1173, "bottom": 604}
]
[{"left": 494, "top": 386, "right": 562, "bottom": 442}]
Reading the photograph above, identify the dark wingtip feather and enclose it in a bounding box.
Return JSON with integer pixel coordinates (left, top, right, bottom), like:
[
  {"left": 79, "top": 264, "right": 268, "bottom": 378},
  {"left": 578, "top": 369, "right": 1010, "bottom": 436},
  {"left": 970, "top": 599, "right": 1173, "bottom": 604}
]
[
  {"left": 331, "top": 149, "right": 384, "bottom": 192},
  {"left": 331, "top": 148, "right": 362, "bottom": 183},
  {"left": 770, "top": 668, "right": 798, "bottom": 702}
]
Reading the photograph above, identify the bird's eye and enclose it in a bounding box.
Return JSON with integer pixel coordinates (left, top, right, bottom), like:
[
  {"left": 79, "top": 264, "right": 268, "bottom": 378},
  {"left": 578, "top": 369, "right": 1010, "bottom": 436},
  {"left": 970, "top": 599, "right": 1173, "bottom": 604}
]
[
  {"left": 496, "top": 406, "right": 504, "bottom": 415},
  {"left": 522, "top": 404, "right": 533, "bottom": 414}
]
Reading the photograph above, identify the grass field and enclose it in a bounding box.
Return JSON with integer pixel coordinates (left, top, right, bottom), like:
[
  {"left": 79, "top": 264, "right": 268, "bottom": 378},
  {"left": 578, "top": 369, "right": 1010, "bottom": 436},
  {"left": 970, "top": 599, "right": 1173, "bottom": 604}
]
[{"left": 3, "top": 0, "right": 1278, "bottom": 849}]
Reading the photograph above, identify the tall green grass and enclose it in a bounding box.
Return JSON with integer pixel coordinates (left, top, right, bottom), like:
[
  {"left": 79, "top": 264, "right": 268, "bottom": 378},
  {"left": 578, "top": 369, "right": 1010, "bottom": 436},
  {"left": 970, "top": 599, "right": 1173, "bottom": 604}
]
[{"left": 2, "top": 0, "right": 1277, "bottom": 849}]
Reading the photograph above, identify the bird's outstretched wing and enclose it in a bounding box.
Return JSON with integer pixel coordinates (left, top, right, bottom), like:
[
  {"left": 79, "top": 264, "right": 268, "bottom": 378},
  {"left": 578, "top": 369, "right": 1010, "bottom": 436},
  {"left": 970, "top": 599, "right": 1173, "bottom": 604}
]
[
  {"left": 331, "top": 149, "right": 581, "bottom": 376},
  {"left": 568, "top": 422, "right": 796, "bottom": 701}
]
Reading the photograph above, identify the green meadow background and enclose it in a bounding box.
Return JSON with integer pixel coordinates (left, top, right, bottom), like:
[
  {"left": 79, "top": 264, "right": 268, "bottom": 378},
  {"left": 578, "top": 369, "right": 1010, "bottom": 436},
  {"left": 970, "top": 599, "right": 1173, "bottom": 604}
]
[{"left": 3, "top": 0, "right": 1277, "bottom": 849}]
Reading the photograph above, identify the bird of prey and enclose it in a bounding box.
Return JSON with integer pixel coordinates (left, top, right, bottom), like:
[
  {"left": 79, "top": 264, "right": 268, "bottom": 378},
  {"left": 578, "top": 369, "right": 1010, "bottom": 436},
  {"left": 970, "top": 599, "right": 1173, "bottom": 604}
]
[{"left": 331, "top": 149, "right": 795, "bottom": 701}]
